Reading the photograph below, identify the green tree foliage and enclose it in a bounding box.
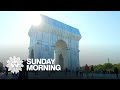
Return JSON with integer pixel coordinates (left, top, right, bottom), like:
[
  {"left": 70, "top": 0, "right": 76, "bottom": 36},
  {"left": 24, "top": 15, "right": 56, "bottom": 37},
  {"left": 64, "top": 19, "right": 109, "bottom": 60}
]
[
  {"left": 113, "top": 63, "right": 120, "bottom": 72},
  {"left": 94, "top": 64, "right": 104, "bottom": 72},
  {"left": 81, "top": 66, "right": 85, "bottom": 72},
  {"left": 81, "top": 63, "right": 120, "bottom": 73},
  {"left": 103, "top": 63, "right": 113, "bottom": 71}
]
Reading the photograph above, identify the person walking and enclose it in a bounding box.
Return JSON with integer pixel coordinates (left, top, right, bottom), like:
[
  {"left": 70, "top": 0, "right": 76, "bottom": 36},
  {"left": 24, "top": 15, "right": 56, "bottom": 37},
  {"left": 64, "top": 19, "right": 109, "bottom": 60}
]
[
  {"left": 5, "top": 66, "right": 8, "bottom": 76},
  {"left": 79, "top": 67, "right": 83, "bottom": 78},
  {"left": 76, "top": 67, "right": 79, "bottom": 77},
  {"left": 114, "top": 67, "right": 119, "bottom": 79},
  {"left": 91, "top": 65, "right": 94, "bottom": 79},
  {"left": 85, "top": 64, "right": 89, "bottom": 79}
]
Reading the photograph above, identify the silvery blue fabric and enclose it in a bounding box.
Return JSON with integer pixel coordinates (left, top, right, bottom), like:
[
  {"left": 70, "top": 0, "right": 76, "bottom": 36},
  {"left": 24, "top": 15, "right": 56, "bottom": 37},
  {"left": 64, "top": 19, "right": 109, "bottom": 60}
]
[{"left": 40, "top": 14, "right": 80, "bottom": 35}]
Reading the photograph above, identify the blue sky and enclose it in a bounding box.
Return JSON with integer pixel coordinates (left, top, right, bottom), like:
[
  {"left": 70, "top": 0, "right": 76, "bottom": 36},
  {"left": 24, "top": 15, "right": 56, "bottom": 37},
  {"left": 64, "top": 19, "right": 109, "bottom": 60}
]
[{"left": 0, "top": 11, "right": 120, "bottom": 66}]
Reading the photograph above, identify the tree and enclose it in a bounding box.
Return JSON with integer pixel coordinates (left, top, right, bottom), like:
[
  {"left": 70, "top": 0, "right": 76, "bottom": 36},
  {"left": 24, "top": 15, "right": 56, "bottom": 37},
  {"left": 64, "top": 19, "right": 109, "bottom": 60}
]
[
  {"left": 81, "top": 63, "right": 120, "bottom": 74},
  {"left": 81, "top": 66, "right": 85, "bottom": 72},
  {"left": 113, "top": 64, "right": 120, "bottom": 72},
  {"left": 94, "top": 64, "right": 104, "bottom": 73},
  {"left": 103, "top": 63, "right": 113, "bottom": 71}
]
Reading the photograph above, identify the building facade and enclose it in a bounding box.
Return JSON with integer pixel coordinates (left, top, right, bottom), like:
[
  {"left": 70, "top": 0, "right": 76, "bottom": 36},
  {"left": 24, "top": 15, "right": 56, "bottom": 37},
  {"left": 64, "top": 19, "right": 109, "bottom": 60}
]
[{"left": 28, "top": 14, "right": 81, "bottom": 71}]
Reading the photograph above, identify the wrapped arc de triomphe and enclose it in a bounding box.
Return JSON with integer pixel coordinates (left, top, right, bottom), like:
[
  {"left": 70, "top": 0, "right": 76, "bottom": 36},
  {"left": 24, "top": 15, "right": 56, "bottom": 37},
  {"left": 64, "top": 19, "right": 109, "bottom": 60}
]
[{"left": 28, "top": 14, "right": 82, "bottom": 71}]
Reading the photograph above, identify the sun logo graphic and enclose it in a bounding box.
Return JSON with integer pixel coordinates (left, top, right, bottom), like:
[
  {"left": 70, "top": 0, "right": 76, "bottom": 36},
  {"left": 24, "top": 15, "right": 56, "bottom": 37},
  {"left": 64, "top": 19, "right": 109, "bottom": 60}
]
[{"left": 6, "top": 56, "right": 24, "bottom": 74}]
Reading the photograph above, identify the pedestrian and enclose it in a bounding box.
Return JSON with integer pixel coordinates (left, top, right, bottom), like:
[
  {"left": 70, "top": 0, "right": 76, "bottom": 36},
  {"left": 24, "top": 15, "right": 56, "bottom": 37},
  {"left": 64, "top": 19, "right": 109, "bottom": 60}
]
[
  {"left": 65, "top": 67, "right": 68, "bottom": 75},
  {"left": 114, "top": 67, "right": 119, "bottom": 79},
  {"left": 23, "top": 60, "right": 28, "bottom": 79},
  {"left": 18, "top": 71, "right": 23, "bottom": 79},
  {"left": 79, "top": 67, "right": 83, "bottom": 78},
  {"left": 76, "top": 67, "right": 79, "bottom": 77},
  {"left": 91, "top": 65, "right": 94, "bottom": 78},
  {"left": 18, "top": 60, "right": 27, "bottom": 79},
  {"left": 5, "top": 66, "right": 8, "bottom": 76},
  {"left": 85, "top": 64, "right": 89, "bottom": 79}
]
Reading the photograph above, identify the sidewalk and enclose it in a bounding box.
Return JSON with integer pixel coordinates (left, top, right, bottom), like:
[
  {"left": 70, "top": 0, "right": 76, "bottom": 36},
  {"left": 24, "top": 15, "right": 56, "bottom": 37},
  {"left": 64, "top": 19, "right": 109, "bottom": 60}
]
[{"left": 0, "top": 72, "right": 18, "bottom": 79}]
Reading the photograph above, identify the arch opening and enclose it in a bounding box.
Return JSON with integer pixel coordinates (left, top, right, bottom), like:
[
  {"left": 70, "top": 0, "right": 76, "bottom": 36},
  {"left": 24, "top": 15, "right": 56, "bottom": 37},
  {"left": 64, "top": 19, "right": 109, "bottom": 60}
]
[{"left": 54, "top": 40, "right": 68, "bottom": 70}]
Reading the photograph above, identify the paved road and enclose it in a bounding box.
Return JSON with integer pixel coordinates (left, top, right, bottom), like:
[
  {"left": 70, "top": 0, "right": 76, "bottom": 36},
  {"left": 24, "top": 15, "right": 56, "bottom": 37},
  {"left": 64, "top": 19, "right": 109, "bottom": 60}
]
[
  {"left": 0, "top": 72, "right": 18, "bottom": 79},
  {"left": 0, "top": 72, "right": 120, "bottom": 79},
  {"left": 28, "top": 72, "right": 120, "bottom": 79}
]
